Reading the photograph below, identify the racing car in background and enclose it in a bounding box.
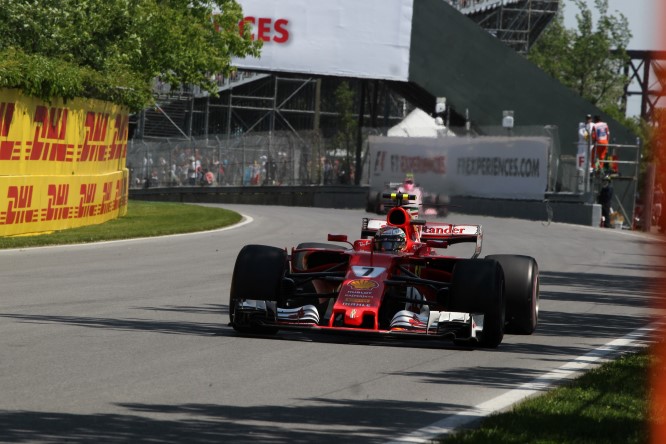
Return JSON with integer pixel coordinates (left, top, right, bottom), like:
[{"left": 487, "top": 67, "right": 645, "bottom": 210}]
[
  {"left": 229, "top": 193, "right": 539, "bottom": 348},
  {"left": 366, "top": 175, "right": 449, "bottom": 218}
]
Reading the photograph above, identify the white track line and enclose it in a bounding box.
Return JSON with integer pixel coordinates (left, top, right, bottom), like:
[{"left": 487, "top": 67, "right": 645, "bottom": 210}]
[
  {"left": 385, "top": 324, "right": 656, "bottom": 444},
  {"left": 0, "top": 214, "right": 254, "bottom": 252}
]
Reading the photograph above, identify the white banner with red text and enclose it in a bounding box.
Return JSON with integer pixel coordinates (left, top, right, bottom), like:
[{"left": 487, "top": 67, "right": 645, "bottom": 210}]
[
  {"left": 369, "top": 136, "right": 550, "bottom": 200},
  {"left": 232, "top": 0, "right": 413, "bottom": 80}
]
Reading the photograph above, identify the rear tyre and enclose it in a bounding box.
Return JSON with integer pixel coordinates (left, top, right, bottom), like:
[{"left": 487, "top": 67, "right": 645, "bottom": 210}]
[
  {"left": 449, "top": 259, "right": 505, "bottom": 348},
  {"left": 366, "top": 191, "right": 379, "bottom": 213},
  {"left": 436, "top": 194, "right": 450, "bottom": 217},
  {"left": 229, "top": 244, "right": 287, "bottom": 334},
  {"left": 486, "top": 254, "right": 539, "bottom": 335}
]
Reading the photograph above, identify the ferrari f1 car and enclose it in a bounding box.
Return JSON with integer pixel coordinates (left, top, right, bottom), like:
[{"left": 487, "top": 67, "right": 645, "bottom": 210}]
[{"left": 229, "top": 194, "right": 539, "bottom": 348}]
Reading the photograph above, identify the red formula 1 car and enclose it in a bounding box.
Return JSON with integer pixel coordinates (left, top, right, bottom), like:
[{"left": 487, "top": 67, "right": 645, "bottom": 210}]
[{"left": 229, "top": 194, "right": 539, "bottom": 348}]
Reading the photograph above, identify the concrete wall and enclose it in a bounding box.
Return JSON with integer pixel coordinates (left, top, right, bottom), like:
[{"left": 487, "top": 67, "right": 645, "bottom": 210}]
[{"left": 130, "top": 186, "right": 602, "bottom": 227}]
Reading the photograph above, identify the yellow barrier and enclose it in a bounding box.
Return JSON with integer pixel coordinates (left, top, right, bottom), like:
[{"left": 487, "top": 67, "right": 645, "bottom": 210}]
[
  {"left": 0, "top": 88, "right": 129, "bottom": 236},
  {"left": 0, "top": 171, "right": 128, "bottom": 236}
]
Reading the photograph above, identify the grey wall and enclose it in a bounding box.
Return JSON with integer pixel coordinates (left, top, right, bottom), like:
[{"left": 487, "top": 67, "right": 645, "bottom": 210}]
[{"left": 130, "top": 186, "right": 604, "bottom": 227}]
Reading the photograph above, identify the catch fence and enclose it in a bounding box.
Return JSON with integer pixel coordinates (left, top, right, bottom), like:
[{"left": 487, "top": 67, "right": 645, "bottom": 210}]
[{"left": 127, "top": 130, "right": 380, "bottom": 189}]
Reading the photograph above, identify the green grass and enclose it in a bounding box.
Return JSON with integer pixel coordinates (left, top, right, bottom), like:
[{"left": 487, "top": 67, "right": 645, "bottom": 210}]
[
  {"left": 0, "top": 200, "right": 242, "bottom": 249},
  {"left": 439, "top": 348, "right": 653, "bottom": 444}
]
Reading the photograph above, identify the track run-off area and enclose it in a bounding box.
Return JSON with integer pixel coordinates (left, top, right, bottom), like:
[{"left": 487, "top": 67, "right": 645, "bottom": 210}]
[{"left": 1, "top": 204, "right": 662, "bottom": 443}]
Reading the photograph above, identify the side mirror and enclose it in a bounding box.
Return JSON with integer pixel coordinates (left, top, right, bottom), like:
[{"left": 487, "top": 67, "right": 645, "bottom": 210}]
[{"left": 328, "top": 234, "right": 348, "bottom": 242}]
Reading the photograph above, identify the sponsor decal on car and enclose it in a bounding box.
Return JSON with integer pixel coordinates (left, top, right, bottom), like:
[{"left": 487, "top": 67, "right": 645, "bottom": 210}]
[
  {"left": 422, "top": 224, "right": 479, "bottom": 235},
  {"left": 348, "top": 279, "right": 378, "bottom": 290},
  {"left": 351, "top": 266, "right": 386, "bottom": 278},
  {"left": 423, "top": 225, "right": 464, "bottom": 235}
]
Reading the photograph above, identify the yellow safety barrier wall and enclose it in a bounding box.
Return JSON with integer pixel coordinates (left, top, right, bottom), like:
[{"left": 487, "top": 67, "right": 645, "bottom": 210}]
[{"left": 0, "top": 89, "right": 129, "bottom": 236}]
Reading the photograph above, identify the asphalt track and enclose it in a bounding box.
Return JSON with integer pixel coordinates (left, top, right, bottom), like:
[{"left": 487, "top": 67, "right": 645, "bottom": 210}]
[{"left": 0, "top": 204, "right": 661, "bottom": 443}]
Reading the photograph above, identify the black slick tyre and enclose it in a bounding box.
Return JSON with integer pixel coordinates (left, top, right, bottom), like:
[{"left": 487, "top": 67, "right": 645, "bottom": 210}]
[
  {"left": 486, "top": 254, "right": 539, "bottom": 335},
  {"left": 366, "top": 191, "right": 379, "bottom": 213},
  {"left": 229, "top": 244, "right": 287, "bottom": 334},
  {"left": 449, "top": 259, "right": 505, "bottom": 348}
]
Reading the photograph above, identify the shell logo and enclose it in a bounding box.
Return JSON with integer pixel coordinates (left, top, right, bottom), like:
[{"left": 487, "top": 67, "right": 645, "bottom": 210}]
[{"left": 348, "top": 279, "right": 378, "bottom": 290}]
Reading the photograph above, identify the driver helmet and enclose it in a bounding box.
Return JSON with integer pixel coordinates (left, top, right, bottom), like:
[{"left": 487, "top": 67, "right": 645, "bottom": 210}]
[
  {"left": 403, "top": 174, "right": 415, "bottom": 192},
  {"left": 374, "top": 226, "right": 407, "bottom": 252}
]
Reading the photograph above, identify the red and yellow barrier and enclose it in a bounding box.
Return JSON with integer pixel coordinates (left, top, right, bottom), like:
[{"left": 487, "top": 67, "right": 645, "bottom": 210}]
[{"left": 0, "top": 88, "right": 129, "bottom": 236}]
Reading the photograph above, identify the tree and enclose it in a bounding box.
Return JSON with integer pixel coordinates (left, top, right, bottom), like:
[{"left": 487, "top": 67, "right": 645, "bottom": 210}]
[
  {"left": 528, "top": 0, "right": 631, "bottom": 115},
  {"left": 333, "top": 81, "right": 357, "bottom": 184},
  {"left": 0, "top": 0, "right": 261, "bottom": 111}
]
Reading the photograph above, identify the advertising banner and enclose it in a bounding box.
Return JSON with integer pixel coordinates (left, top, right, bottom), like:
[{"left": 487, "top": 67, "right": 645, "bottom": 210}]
[
  {"left": 0, "top": 89, "right": 129, "bottom": 176},
  {"left": 233, "top": 0, "right": 414, "bottom": 80},
  {"left": 0, "top": 171, "right": 128, "bottom": 236},
  {"left": 369, "top": 136, "right": 550, "bottom": 200},
  {"left": 0, "top": 88, "right": 129, "bottom": 236}
]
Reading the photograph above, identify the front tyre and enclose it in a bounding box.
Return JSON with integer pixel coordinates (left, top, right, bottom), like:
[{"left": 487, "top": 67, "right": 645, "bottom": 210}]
[
  {"left": 229, "top": 244, "right": 287, "bottom": 334},
  {"left": 449, "top": 259, "right": 505, "bottom": 348},
  {"left": 486, "top": 254, "right": 539, "bottom": 335}
]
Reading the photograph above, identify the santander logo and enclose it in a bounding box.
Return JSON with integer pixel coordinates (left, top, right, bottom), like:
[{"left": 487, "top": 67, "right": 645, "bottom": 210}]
[{"left": 240, "top": 17, "right": 290, "bottom": 43}]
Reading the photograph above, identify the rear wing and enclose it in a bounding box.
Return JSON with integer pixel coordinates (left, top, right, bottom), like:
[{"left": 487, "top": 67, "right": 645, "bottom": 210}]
[
  {"left": 421, "top": 222, "right": 482, "bottom": 258},
  {"left": 361, "top": 218, "right": 483, "bottom": 258}
]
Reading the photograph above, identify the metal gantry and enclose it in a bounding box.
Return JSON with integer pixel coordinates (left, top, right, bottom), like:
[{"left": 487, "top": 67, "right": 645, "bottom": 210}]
[
  {"left": 452, "top": 0, "right": 560, "bottom": 55},
  {"left": 621, "top": 50, "right": 666, "bottom": 122}
]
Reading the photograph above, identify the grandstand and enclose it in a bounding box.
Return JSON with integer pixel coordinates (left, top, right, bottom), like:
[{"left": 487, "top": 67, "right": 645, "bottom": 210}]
[
  {"left": 448, "top": 0, "right": 560, "bottom": 54},
  {"left": 134, "top": 0, "right": 562, "bottom": 141}
]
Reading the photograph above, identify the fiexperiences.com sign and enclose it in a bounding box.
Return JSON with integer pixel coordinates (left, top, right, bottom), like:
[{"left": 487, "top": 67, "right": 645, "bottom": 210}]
[{"left": 369, "top": 136, "right": 550, "bottom": 200}]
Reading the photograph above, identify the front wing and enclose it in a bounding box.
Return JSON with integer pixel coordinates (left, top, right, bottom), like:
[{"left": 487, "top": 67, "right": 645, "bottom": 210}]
[{"left": 233, "top": 299, "right": 485, "bottom": 342}]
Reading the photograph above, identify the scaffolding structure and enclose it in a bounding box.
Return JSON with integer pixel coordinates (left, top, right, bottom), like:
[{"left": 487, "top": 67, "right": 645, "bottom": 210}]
[
  {"left": 621, "top": 50, "right": 666, "bottom": 122},
  {"left": 129, "top": 75, "right": 411, "bottom": 187},
  {"left": 453, "top": 0, "right": 560, "bottom": 55}
]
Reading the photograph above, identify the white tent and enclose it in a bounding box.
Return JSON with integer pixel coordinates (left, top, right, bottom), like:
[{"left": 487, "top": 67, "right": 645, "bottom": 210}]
[{"left": 387, "top": 108, "right": 456, "bottom": 137}]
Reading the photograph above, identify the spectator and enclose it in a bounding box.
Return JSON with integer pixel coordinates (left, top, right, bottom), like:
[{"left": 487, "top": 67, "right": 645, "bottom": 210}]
[
  {"left": 203, "top": 169, "right": 215, "bottom": 186},
  {"left": 591, "top": 115, "right": 610, "bottom": 173},
  {"left": 169, "top": 162, "right": 181, "bottom": 186},
  {"left": 597, "top": 176, "right": 614, "bottom": 228},
  {"left": 243, "top": 163, "right": 253, "bottom": 185},
  {"left": 187, "top": 156, "right": 199, "bottom": 186},
  {"left": 323, "top": 158, "right": 333, "bottom": 184},
  {"left": 577, "top": 114, "right": 594, "bottom": 174}
]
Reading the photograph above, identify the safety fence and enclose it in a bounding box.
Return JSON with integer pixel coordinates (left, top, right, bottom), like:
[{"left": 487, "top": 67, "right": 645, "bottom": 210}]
[
  {"left": 126, "top": 125, "right": 567, "bottom": 193},
  {"left": 127, "top": 129, "right": 383, "bottom": 189}
]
